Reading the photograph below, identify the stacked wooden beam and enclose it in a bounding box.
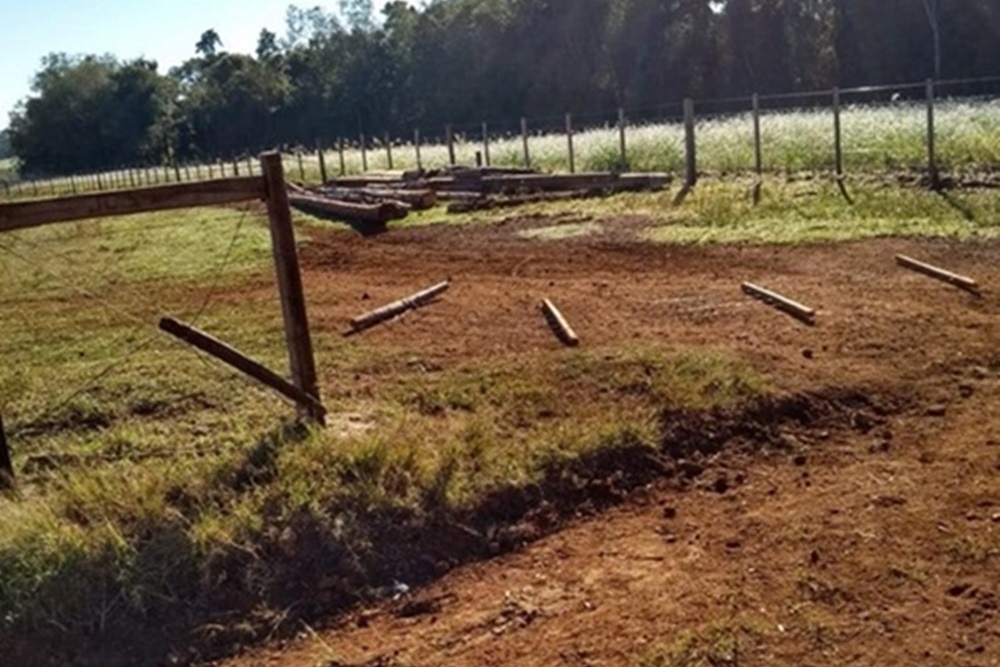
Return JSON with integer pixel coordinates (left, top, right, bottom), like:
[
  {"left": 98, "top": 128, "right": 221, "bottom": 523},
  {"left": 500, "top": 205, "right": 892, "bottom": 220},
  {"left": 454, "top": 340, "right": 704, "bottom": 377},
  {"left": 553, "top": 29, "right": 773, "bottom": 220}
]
[{"left": 287, "top": 166, "right": 670, "bottom": 224}]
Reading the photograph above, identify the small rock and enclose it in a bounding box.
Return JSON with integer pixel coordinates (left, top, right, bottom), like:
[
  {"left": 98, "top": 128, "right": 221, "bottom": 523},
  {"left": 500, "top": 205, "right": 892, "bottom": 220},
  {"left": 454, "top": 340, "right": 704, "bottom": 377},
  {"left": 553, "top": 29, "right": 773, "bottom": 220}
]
[
  {"left": 926, "top": 404, "right": 947, "bottom": 417},
  {"left": 792, "top": 454, "right": 808, "bottom": 467},
  {"left": 810, "top": 550, "right": 820, "bottom": 565},
  {"left": 802, "top": 348, "right": 814, "bottom": 360},
  {"left": 662, "top": 506, "right": 678, "bottom": 520},
  {"left": 361, "top": 292, "right": 371, "bottom": 300},
  {"left": 991, "top": 513, "right": 1000, "bottom": 523},
  {"left": 958, "top": 384, "right": 974, "bottom": 399},
  {"left": 663, "top": 534, "right": 678, "bottom": 544}
]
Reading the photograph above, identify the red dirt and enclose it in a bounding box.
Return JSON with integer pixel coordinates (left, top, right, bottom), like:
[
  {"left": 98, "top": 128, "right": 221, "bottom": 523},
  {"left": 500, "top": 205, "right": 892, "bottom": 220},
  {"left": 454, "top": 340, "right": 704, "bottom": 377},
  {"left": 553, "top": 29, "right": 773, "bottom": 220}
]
[{"left": 203, "top": 217, "right": 997, "bottom": 667}]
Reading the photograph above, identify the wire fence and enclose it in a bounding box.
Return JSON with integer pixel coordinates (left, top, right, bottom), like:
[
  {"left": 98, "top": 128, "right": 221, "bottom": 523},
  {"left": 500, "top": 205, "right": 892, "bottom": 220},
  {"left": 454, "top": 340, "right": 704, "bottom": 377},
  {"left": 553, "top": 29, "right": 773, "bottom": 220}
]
[{"left": 2, "top": 75, "right": 998, "bottom": 201}]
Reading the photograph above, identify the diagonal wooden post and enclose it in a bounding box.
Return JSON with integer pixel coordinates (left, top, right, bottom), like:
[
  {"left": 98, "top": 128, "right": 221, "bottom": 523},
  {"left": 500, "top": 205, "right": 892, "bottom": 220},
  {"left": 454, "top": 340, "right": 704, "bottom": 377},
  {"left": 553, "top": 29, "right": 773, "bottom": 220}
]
[{"left": 260, "top": 152, "right": 324, "bottom": 424}]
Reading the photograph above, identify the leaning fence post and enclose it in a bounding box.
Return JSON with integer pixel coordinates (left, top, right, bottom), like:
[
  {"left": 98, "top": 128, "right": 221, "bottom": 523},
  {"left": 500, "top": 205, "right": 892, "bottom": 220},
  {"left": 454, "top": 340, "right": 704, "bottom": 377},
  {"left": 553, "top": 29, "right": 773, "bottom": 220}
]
[
  {"left": 618, "top": 107, "right": 628, "bottom": 169},
  {"left": 446, "top": 125, "right": 456, "bottom": 166},
  {"left": 259, "top": 152, "right": 324, "bottom": 424},
  {"left": 566, "top": 113, "right": 576, "bottom": 174},
  {"left": 521, "top": 117, "right": 531, "bottom": 168},
  {"left": 683, "top": 98, "right": 697, "bottom": 188},
  {"left": 926, "top": 79, "right": 939, "bottom": 189},
  {"left": 0, "top": 414, "right": 14, "bottom": 491}
]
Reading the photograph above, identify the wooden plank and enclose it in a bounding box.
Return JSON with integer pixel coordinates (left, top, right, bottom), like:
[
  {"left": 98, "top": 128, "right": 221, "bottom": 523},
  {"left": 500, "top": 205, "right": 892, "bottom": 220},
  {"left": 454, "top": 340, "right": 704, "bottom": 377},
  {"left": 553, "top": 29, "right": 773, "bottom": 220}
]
[
  {"left": 895, "top": 254, "right": 979, "bottom": 293},
  {"left": 0, "top": 177, "right": 266, "bottom": 233},
  {"left": 542, "top": 299, "right": 580, "bottom": 347},
  {"left": 742, "top": 282, "right": 816, "bottom": 324},
  {"left": 0, "top": 413, "right": 14, "bottom": 490},
  {"left": 159, "top": 317, "right": 326, "bottom": 420},
  {"left": 349, "top": 281, "right": 450, "bottom": 333},
  {"left": 261, "top": 152, "right": 324, "bottom": 424}
]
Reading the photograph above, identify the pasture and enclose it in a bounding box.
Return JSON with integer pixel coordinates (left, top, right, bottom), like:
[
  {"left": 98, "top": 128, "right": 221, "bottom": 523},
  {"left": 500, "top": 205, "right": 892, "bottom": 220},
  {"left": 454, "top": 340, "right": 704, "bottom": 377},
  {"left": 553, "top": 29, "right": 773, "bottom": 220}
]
[{"left": 0, "top": 169, "right": 998, "bottom": 665}]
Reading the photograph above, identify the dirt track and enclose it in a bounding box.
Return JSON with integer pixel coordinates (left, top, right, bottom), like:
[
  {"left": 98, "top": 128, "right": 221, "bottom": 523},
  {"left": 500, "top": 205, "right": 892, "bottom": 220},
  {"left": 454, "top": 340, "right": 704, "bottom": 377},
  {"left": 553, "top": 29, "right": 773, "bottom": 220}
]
[{"left": 214, "top": 217, "right": 998, "bottom": 667}]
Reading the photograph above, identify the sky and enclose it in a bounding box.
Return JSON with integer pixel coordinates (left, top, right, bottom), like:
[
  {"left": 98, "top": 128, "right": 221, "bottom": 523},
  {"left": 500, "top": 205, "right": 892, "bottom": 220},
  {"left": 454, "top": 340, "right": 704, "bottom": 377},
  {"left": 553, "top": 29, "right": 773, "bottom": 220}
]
[{"left": 0, "top": 1, "right": 404, "bottom": 132}]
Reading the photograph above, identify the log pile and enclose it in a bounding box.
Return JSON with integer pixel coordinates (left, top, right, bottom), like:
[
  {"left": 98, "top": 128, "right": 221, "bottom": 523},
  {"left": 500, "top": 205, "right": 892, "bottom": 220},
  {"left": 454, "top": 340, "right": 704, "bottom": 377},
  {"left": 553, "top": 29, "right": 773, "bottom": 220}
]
[{"left": 287, "top": 166, "right": 670, "bottom": 225}]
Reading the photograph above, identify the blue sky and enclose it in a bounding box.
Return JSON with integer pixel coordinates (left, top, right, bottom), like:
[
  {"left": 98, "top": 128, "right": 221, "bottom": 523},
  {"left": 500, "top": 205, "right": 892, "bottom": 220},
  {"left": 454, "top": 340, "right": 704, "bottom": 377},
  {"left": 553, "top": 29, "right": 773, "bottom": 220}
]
[{"left": 0, "top": 1, "right": 404, "bottom": 132}]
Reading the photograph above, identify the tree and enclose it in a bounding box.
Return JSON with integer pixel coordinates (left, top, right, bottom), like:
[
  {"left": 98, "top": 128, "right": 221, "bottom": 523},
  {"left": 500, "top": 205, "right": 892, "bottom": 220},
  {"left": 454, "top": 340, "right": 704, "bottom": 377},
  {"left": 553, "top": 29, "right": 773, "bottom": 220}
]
[
  {"left": 196, "top": 29, "right": 223, "bottom": 58},
  {"left": 256, "top": 29, "right": 280, "bottom": 61}
]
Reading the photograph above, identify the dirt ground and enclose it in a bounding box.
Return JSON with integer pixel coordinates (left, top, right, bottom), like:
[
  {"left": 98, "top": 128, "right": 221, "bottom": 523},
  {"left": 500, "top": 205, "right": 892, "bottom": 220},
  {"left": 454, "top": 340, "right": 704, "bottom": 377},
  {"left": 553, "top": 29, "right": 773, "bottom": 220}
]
[{"left": 211, "top": 214, "right": 998, "bottom": 667}]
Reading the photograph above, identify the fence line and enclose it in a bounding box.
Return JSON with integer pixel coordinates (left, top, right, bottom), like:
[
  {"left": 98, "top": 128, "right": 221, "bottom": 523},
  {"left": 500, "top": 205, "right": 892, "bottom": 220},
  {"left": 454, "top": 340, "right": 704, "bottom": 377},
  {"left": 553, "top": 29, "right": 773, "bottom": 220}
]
[{"left": 2, "top": 75, "right": 997, "bottom": 200}]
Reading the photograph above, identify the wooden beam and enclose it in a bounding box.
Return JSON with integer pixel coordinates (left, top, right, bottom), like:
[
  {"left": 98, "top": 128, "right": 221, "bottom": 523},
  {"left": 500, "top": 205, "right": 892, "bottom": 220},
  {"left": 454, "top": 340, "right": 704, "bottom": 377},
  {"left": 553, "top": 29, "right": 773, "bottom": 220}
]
[
  {"left": 0, "top": 177, "right": 266, "bottom": 233},
  {"left": 159, "top": 317, "right": 326, "bottom": 420},
  {"left": 260, "top": 152, "right": 324, "bottom": 424},
  {"left": 349, "top": 281, "right": 450, "bottom": 333},
  {"left": 741, "top": 282, "right": 816, "bottom": 324},
  {"left": 0, "top": 414, "right": 14, "bottom": 490},
  {"left": 895, "top": 254, "right": 979, "bottom": 293},
  {"left": 542, "top": 299, "right": 580, "bottom": 347}
]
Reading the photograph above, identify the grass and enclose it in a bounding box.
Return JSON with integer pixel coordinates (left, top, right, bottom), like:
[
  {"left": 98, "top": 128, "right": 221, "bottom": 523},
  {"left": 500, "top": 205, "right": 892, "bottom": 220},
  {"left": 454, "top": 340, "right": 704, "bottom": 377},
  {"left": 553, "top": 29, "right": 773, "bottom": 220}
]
[{"left": 0, "top": 174, "right": 996, "bottom": 661}]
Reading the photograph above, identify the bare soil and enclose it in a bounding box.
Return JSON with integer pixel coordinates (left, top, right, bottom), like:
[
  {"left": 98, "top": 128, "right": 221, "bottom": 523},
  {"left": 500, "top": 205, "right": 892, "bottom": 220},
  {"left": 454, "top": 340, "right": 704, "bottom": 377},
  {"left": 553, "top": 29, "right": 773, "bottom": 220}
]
[{"left": 206, "top": 217, "right": 997, "bottom": 667}]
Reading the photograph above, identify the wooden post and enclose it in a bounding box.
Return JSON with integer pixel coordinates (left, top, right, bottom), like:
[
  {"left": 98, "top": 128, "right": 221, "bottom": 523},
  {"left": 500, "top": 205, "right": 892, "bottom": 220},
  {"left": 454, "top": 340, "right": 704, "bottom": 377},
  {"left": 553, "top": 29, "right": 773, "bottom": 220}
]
[
  {"left": 752, "top": 93, "right": 763, "bottom": 204},
  {"left": 385, "top": 133, "right": 394, "bottom": 170},
  {"left": 317, "top": 142, "right": 328, "bottom": 183},
  {"left": 160, "top": 318, "right": 326, "bottom": 419},
  {"left": 741, "top": 282, "right": 816, "bottom": 325},
  {"left": 618, "top": 107, "right": 628, "bottom": 169},
  {"left": 297, "top": 152, "right": 305, "bottom": 181},
  {"left": 338, "top": 137, "right": 346, "bottom": 176},
  {"left": 566, "top": 113, "right": 576, "bottom": 174},
  {"left": 926, "top": 79, "right": 939, "bottom": 189},
  {"left": 0, "top": 413, "right": 14, "bottom": 490},
  {"left": 895, "top": 254, "right": 979, "bottom": 293},
  {"left": 232, "top": 158, "right": 240, "bottom": 177},
  {"left": 482, "top": 122, "right": 491, "bottom": 167},
  {"left": 414, "top": 129, "right": 423, "bottom": 170},
  {"left": 69, "top": 174, "right": 78, "bottom": 194},
  {"left": 348, "top": 281, "right": 450, "bottom": 333},
  {"left": 96, "top": 172, "right": 105, "bottom": 191},
  {"left": 446, "top": 125, "right": 456, "bottom": 166},
  {"left": 259, "top": 152, "right": 324, "bottom": 424},
  {"left": 360, "top": 134, "right": 368, "bottom": 173},
  {"left": 833, "top": 88, "right": 844, "bottom": 178},
  {"left": 683, "top": 98, "right": 697, "bottom": 188},
  {"left": 541, "top": 299, "right": 580, "bottom": 347},
  {"left": 521, "top": 117, "right": 531, "bottom": 168}
]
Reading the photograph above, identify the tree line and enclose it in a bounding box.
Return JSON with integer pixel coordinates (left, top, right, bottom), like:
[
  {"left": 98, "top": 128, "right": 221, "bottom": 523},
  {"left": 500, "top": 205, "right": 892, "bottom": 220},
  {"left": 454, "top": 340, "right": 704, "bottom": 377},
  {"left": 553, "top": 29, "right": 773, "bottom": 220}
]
[{"left": 6, "top": 0, "right": 998, "bottom": 176}]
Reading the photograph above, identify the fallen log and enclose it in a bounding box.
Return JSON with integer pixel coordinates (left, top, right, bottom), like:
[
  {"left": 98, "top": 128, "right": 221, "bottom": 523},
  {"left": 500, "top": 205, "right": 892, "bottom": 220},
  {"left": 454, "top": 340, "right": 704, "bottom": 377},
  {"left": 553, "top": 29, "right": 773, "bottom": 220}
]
[
  {"left": 895, "top": 254, "right": 979, "bottom": 293},
  {"left": 348, "top": 187, "right": 437, "bottom": 209},
  {"left": 741, "top": 282, "right": 816, "bottom": 324},
  {"left": 481, "top": 172, "right": 669, "bottom": 194},
  {"left": 348, "top": 281, "right": 451, "bottom": 333},
  {"left": 541, "top": 299, "right": 580, "bottom": 347},
  {"left": 288, "top": 192, "right": 409, "bottom": 223},
  {"left": 447, "top": 190, "right": 593, "bottom": 214}
]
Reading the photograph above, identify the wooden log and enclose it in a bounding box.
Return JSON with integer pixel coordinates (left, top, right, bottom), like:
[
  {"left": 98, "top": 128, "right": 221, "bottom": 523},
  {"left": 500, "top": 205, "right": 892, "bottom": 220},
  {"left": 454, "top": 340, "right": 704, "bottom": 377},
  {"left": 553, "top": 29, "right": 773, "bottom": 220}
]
[
  {"left": 895, "top": 254, "right": 979, "bottom": 293},
  {"left": 741, "top": 282, "right": 816, "bottom": 324},
  {"left": 349, "top": 281, "right": 450, "bottom": 333},
  {"left": 159, "top": 317, "right": 326, "bottom": 420},
  {"left": 479, "top": 172, "right": 668, "bottom": 194},
  {"left": 352, "top": 187, "right": 437, "bottom": 209},
  {"left": 542, "top": 299, "right": 580, "bottom": 347},
  {"left": 447, "top": 190, "right": 598, "bottom": 213},
  {"left": 0, "top": 413, "right": 14, "bottom": 490},
  {"left": 288, "top": 192, "right": 409, "bottom": 222}
]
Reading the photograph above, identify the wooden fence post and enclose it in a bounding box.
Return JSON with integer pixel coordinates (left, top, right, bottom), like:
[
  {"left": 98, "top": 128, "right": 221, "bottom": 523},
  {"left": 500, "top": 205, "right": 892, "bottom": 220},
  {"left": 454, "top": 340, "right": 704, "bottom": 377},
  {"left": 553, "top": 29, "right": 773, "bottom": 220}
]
[
  {"left": 338, "top": 137, "right": 346, "bottom": 176},
  {"left": 926, "top": 79, "right": 939, "bottom": 189},
  {"left": 482, "top": 122, "right": 491, "bottom": 167},
  {"left": 0, "top": 414, "right": 13, "bottom": 490},
  {"left": 259, "top": 152, "right": 324, "bottom": 424},
  {"left": 414, "top": 129, "right": 423, "bottom": 170},
  {"left": 317, "top": 142, "right": 328, "bottom": 183},
  {"left": 683, "top": 98, "right": 697, "bottom": 188},
  {"left": 752, "top": 93, "right": 763, "bottom": 203},
  {"left": 566, "top": 113, "right": 575, "bottom": 174},
  {"left": 618, "top": 107, "right": 628, "bottom": 169},
  {"left": 521, "top": 117, "right": 531, "bottom": 168},
  {"left": 385, "top": 132, "right": 394, "bottom": 170},
  {"left": 446, "top": 125, "right": 456, "bottom": 166},
  {"left": 833, "top": 88, "right": 844, "bottom": 178},
  {"left": 360, "top": 134, "right": 368, "bottom": 172}
]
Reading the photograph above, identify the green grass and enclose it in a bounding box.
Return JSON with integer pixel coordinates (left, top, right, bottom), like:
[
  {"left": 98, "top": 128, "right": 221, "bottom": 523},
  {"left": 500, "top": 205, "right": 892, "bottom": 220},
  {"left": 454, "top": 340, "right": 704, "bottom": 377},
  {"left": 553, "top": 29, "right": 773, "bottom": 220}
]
[{"left": 0, "top": 175, "right": 996, "bottom": 660}]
